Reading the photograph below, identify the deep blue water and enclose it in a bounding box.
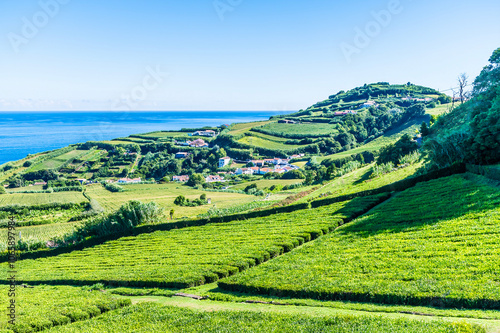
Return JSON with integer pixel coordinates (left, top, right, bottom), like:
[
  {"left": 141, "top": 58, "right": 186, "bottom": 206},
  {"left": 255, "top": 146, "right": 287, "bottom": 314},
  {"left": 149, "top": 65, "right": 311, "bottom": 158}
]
[{"left": 0, "top": 111, "right": 292, "bottom": 165}]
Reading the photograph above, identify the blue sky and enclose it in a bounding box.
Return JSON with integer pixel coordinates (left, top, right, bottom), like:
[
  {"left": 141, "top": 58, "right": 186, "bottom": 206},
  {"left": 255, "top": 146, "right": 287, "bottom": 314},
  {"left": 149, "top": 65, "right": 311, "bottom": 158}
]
[{"left": 0, "top": 0, "right": 498, "bottom": 111}]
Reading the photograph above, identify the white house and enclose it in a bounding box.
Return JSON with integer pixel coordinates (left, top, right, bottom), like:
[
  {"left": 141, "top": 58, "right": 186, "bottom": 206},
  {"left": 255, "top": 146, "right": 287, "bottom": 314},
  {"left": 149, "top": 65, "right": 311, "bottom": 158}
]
[
  {"left": 206, "top": 175, "right": 224, "bottom": 183},
  {"left": 218, "top": 156, "right": 231, "bottom": 168},
  {"left": 235, "top": 168, "right": 254, "bottom": 175},
  {"left": 192, "top": 130, "right": 217, "bottom": 137},
  {"left": 175, "top": 152, "right": 190, "bottom": 159},
  {"left": 359, "top": 100, "right": 378, "bottom": 109},
  {"left": 173, "top": 175, "right": 189, "bottom": 182},
  {"left": 118, "top": 177, "right": 141, "bottom": 184}
]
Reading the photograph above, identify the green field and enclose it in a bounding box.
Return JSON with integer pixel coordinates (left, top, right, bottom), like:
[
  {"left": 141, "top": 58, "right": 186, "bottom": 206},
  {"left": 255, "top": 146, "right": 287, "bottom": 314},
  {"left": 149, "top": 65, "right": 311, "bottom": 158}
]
[
  {"left": 256, "top": 122, "right": 337, "bottom": 137},
  {"left": 238, "top": 135, "right": 304, "bottom": 150},
  {"left": 41, "top": 302, "right": 485, "bottom": 333},
  {"left": 0, "top": 285, "right": 130, "bottom": 332},
  {"left": 0, "top": 191, "right": 87, "bottom": 207},
  {"left": 85, "top": 183, "right": 257, "bottom": 218},
  {"left": 220, "top": 174, "right": 500, "bottom": 309},
  {"left": 30, "top": 149, "right": 89, "bottom": 172},
  {"left": 298, "top": 162, "right": 423, "bottom": 202},
  {"left": 0, "top": 222, "right": 78, "bottom": 251},
  {"left": 134, "top": 131, "right": 191, "bottom": 138},
  {"left": 230, "top": 178, "right": 304, "bottom": 191},
  {"left": 228, "top": 120, "right": 272, "bottom": 136},
  {"left": 2, "top": 195, "right": 388, "bottom": 288}
]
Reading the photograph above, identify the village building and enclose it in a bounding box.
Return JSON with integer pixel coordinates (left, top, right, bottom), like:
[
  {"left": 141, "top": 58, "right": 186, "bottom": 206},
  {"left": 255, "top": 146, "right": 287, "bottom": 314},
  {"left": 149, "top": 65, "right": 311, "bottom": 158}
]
[
  {"left": 358, "top": 100, "right": 378, "bottom": 109},
  {"left": 334, "top": 110, "right": 358, "bottom": 116},
  {"left": 205, "top": 175, "right": 224, "bottom": 183},
  {"left": 258, "top": 167, "right": 273, "bottom": 175},
  {"left": 175, "top": 152, "right": 190, "bottom": 159},
  {"left": 173, "top": 175, "right": 189, "bottom": 182},
  {"left": 250, "top": 160, "right": 265, "bottom": 167},
  {"left": 235, "top": 168, "right": 254, "bottom": 175},
  {"left": 118, "top": 177, "right": 141, "bottom": 184},
  {"left": 218, "top": 156, "right": 231, "bottom": 168},
  {"left": 189, "top": 139, "right": 209, "bottom": 148},
  {"left": 191, "top": 130, "right": 217, "bottom": 137}
]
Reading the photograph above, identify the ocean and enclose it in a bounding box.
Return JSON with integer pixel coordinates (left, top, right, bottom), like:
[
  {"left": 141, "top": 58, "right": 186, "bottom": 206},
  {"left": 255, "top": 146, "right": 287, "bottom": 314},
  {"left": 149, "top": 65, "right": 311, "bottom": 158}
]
[{"left": 0, "top": 111, "right": 292, "bottom": 165}]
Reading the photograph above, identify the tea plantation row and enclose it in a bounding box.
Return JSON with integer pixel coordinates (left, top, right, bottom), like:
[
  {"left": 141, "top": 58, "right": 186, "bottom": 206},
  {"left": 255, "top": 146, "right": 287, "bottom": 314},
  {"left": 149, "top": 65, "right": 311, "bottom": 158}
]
[
  {"left": 219, "top": 174, "right": 500, "bottom": 309},
  {"left": 0, "top": 194, "right": 389, "bottom": 288},
  {"left": 0, "top": 285, "right": 130, "bottom": 333}
]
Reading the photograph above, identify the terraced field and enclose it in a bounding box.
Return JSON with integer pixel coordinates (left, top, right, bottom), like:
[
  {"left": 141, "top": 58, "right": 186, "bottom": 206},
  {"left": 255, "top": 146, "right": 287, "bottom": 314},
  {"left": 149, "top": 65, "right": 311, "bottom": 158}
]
[
  {"left": 220, "top": 174, "right": 500, "bottom": 309},
  {"left": 228, "top": 120, "right": 272, "bottom": 136},
  {"left": 0, "top": 285, "right": 130, "bottom": 332},
  {"left": 238, "top": 135, "right": 303, "bottom": 150},
  {"left": 30, "top": 149, "right": 89, "bottom": 171},
  {"left": 42, "top": 302, "right": 485, "bottom": 333},
  {"left": 0, "top": 191, "right": 87, "bottom": 207},
  {"left": 255, "top": 122, "right": 338, "bottom": 138},
  {"left": 1, "top": 195, "right": 388, "bottom": 288}
]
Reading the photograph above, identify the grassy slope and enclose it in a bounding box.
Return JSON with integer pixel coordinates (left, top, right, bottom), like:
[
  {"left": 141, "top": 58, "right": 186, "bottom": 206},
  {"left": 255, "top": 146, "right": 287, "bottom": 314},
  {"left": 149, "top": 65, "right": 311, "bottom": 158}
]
[
  {"left": 297, "top": 162, "right": 423, "bottom": 203},
  {"left": 0, "top": 191, "right": 86, "bottom": 207},
  {"left": 230, "top": 179, "right": 304, "bottom": 191},
  {"left": 228, "top": 120, "right": 272, "bottom": 136},
  {"left": 238, "top": 136, "right": 304, "bottom": 150},
  {"left": 220, "top": 174, "right": 500, "bottom": 309},
  {"left": 30, "top": 150, "right": 89, "bottom": 172}
]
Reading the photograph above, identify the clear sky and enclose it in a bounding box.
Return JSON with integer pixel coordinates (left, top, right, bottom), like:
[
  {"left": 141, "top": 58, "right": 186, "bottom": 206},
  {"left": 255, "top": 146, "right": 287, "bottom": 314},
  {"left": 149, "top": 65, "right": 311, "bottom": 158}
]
[{"left": 0, "top": 0, "right": 498, "bottom": 111}]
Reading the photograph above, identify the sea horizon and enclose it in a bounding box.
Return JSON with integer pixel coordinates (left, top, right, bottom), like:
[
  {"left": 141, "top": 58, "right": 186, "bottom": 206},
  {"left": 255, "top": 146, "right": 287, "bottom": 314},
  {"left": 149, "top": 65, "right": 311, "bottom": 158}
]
[{"left": 0, "top": 110, "right": 294, "bottom": 165}]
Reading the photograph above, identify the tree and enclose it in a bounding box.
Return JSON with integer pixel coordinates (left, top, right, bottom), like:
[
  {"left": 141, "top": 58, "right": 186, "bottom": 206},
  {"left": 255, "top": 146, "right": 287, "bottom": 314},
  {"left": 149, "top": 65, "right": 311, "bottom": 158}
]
[
  {"left": 430, "top": 114, "right": 438, "bottom": 126},
  {"left": 378, "top": 134, "right": 419, "bottom": 165},
  {"left": 200, "top": 193, "right": 207, "bottom": 200},
  {"left": 420, "top": 122, "right": 430, "bottom": 137},
  {"left": 458, "top": 73, "right": 469, "bottom": 104},
  {"left": 281, "top": 169, "right": 305, "bottom": 179},
  {"left": 174, "top": 195, "right": 186, "bottom": 206},
  {"left": 186, "top": 173, "right": 205, "bottom": 187},
  {"left": 405, "top": 104, "right": 426, "bottom": 119},
  {"left": 169, "top": 209, "right": 174, "bottom": 220},
  {"left": 0, "top": 185, "right": 5, "bottom": 194}
]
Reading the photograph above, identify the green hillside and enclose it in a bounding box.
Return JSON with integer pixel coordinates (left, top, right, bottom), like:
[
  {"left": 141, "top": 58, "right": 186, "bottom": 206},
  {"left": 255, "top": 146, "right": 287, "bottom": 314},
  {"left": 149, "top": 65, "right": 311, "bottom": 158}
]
[
  {"left": 0, "top": 49, "right": 499, "bottom": 332},
  {"left": 219, "top": 174, "right": 500, "bottom": 309}
]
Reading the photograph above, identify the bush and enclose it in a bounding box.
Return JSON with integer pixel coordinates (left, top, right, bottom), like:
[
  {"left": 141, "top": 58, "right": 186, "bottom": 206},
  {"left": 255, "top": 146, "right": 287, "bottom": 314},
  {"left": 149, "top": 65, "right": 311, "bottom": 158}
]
[
  {"left": 0, "top": 186, "right": 5, "bottom": 195},
  {"left": 370, "top": 162, "right": 394, "bottom": 178},
  {"left": 281, "top": 169, "right": 305, "bottom": 179},
  {"left": 174, "top": 195, "right": 186, "bottom": 206},
  {"left": 187, "top": 173, "right": 205, "bottom": 187},
  {"left": 377, "top": 134, "right": 419, "bottom": 165},
  {"left": 104, "top": 183, "right": 124, "bottom": 192},
  {"left": 61, "top": 201, "right": 163, "bottom": 243}
]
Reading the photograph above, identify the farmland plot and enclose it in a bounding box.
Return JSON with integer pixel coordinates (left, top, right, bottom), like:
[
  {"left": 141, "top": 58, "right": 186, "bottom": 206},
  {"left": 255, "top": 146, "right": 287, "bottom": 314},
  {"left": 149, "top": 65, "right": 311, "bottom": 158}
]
[
  {"left": 220, "top": 174, "right": 500, "bottom": 309},
  {"left": 1, "top": 195, "right": 388, "bottom": 288}
]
